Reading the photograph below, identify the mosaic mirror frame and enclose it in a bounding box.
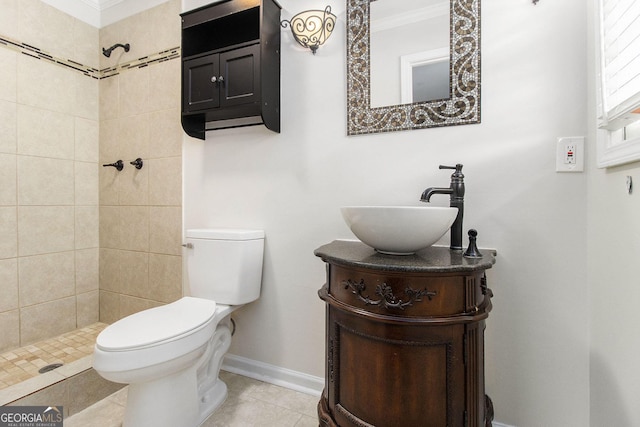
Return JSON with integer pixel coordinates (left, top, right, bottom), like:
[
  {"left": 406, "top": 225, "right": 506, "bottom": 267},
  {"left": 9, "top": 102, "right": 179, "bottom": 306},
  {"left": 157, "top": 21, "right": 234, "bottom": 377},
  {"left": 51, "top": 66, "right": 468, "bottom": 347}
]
[{"left": 346, "top": 0, "right": 481, "bottom": 135}]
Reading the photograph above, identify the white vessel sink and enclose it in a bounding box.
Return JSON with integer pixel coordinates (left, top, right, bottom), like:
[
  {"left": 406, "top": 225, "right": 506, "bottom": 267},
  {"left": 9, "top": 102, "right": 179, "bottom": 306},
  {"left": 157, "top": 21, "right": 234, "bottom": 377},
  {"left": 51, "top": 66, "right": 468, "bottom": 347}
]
[{"left": 341, "top": 206, "right": 457, "bottom": 255}]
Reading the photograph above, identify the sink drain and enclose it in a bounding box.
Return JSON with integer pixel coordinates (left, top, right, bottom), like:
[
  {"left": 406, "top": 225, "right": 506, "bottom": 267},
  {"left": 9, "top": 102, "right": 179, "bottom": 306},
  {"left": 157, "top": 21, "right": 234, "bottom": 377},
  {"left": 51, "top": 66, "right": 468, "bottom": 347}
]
[{"left": 38, "top": 363, "right": 63, "bottom": 374}]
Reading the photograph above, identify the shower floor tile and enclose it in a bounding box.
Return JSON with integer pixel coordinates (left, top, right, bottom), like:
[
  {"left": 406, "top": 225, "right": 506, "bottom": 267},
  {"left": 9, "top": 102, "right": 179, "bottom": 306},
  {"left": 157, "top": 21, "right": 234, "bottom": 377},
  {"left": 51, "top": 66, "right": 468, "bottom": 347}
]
[{"left": 0, "top": 323, "right": 107, "bottom": 391}]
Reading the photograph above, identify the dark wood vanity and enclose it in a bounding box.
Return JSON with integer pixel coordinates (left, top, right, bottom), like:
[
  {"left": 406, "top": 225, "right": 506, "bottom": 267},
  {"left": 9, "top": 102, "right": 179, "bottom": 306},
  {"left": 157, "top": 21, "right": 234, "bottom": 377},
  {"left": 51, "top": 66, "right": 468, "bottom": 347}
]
[{"left": 315, "top": 240, "right": 496, "bottom": 427}]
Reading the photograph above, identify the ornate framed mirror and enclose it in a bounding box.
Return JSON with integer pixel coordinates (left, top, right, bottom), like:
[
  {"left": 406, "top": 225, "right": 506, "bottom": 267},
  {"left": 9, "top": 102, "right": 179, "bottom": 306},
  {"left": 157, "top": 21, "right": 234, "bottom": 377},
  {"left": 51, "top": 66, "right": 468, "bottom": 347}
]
[{"left": 346, "top": 0, "right": 480, "bottom": 135}]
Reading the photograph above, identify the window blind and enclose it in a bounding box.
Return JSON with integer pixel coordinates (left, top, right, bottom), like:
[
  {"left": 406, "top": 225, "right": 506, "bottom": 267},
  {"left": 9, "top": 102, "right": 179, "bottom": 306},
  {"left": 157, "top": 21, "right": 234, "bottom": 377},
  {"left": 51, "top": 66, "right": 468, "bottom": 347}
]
[{"left": 599, "top": 0, "right": 640, "bottom": 130}]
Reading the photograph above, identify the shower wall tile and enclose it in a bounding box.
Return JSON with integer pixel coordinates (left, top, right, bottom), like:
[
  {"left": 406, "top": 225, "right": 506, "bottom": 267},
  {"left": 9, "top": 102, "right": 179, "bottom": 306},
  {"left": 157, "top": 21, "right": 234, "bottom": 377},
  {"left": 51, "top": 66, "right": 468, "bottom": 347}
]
[
  {"left": 119, "top": 206, "right": 149, "bottom": 252},
  {"left": 0, "top": 50, "right": 17, "bottom": 103},
  {"left": 0, "top": 311, "right": 19, "bottom": 353},
  {"left": 18, "top": 251, "right": 75, "bottom": 307},
  {"left": 149, "top": 108, "right": 182, "bottom": 158},
  {"left": 1, "top": 0, "right": 101, "bottom": 348},
  {"left": 99, "top": 206, "right": 121, "bottom": 249},
  {"left": 149, "top": 157, "right": 181, "bottom": 206},
  {"left": 150, "top": 206, "right": 182, "bottom": 255},
  {"left": 75, "top": 74, "right": 99, "bottom": 121},
  {"left": 75, "top": 161, "right": 99, "bottom": 206},
  {"left": 119, "top": 295, "right": 160, "bottom": 319},
  {"left": 20, "top": 297, "right": 76, "bottom": 345},
  {"left": 0, "top": 0, "right": 19, "bottom": 40},
  {"left": 148, "top": 59, "right": 180, "bottom": 112},
  {"left": 17, "top": 157, "right": 75, "bottom": 205},
  {"left": 0, "top": 101, "right": 17, "bottom": 154},
  {"left": 118, "top": 166, "right": 149, "bottom": 206},
  {"left": 99, "top": 290, "right": 120, "bottom": 324},
  {"left": 119, "top": 250, "right": 149, "bottom": 299},
  {"left": 0, "top": 207, "right": 17, "bottom": 259},
  {"left": 147, "top": 0, "right": 181, "bottom": 52},
  {"left": 99, "top": 166, "right": 120, "bottom": 206},
  {"left": 98, "top": 0, "right": 182, "bottom": 321},
  {"left": 0, "top": 258, "right": 18, "bottom": 312},
  {"left": 0, "top": 153, "right": 16, "bottom": 206},
  {"left": 76, "top": 290, "right": 99, "bottom": 327},
  {"left": 99, "top": 77, "right": 119, "bottom": 122},
  {"left": 99, "top": 249, "right": 121, "bottom": 294},
  {"left": 18, "top": 206, "right": 74, "bottom": 256},
  {"left": 18, "top": 0, "right": 75, "bottom": 62},
  {"left": 148, "top": 254, "right": 182, "bottom": 303},
  {"left": 17, "top": 55, "right": 75, "bottom": 116},
  {"left": 118, "top": 66, "right": 150, "bottom": 117},
  {"left": 75, "top": 206, "right": 99, "bottom": 249},
  {"left": 17, "top": 105, "right": 75, "bottom": 159},
  {"left": 75, "top": 118, "right": 99, "bottom": 163},
  {"left": 119, "top": 114, "right": 150, "bottom": 161},
  {"left": 73, "top": 19, "right": 99, "bottom": 71},
  {"left": 76, "top": 248, "right": 99, "bottom": 294}
]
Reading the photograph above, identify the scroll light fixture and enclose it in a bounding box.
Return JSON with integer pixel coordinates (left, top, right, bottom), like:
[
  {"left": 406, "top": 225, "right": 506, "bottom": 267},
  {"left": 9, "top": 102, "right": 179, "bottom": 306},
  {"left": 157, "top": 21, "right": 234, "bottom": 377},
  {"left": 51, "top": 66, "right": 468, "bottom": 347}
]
[{"left": 280, "top": 6, "right": 336, "bottom": 55}]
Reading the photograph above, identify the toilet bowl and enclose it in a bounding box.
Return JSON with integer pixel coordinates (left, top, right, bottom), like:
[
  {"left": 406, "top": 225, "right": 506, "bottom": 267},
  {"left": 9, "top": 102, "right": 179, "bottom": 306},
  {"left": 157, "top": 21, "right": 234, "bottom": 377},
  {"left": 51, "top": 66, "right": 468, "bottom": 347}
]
[{"left": 93, "top": 229, "right": 264, "bottom": 427}]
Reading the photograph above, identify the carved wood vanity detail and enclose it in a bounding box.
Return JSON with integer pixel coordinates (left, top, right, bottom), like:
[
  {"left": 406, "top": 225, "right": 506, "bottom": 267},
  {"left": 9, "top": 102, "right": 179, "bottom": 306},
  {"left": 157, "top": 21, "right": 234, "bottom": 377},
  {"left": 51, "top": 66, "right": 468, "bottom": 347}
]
[{"left": 315, "top": 240, "right": 496, "bottom": 427}]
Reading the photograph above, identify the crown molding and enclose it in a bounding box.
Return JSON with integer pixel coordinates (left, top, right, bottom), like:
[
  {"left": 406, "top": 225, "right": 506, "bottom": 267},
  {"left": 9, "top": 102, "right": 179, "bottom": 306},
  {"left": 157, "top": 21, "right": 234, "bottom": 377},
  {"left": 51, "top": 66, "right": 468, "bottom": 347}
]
[{"left": 40, "top": 0, "right": 168, "bottom": 28}]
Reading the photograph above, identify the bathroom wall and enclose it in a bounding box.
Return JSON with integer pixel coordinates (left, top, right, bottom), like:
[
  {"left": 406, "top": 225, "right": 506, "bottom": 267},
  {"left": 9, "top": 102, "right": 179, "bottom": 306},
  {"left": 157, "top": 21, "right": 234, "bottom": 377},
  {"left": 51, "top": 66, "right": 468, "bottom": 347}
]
[
  {"left": 97, "top": 0, "right": 184, "bottom": 323},
  {"left": 0, "top": 0, "right": 100, "bottom": 351},
  {"left": 183, "top": 0, "right": 590, "bottom": 426},
  {"left": 586, "top": 1, "right": 640, "bottom": 425}
]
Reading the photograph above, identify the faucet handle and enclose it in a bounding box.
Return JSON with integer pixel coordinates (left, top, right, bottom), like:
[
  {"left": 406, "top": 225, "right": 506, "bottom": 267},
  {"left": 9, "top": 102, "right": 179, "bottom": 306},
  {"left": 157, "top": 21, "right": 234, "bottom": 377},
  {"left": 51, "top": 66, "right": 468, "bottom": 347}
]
[
  {"left": 439, "top": 164, "right": 463, "bottom": 171},
  {"left": 439, "top": 164, "right": 464, "bottom": 178}
]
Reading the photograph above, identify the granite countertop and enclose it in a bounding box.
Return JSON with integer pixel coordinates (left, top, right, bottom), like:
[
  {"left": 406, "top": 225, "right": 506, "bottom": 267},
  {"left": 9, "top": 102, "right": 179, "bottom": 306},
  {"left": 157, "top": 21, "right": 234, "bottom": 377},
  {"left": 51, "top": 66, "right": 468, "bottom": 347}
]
[{"left": 314, "top": 240, "right": 496, "bottom": 273}]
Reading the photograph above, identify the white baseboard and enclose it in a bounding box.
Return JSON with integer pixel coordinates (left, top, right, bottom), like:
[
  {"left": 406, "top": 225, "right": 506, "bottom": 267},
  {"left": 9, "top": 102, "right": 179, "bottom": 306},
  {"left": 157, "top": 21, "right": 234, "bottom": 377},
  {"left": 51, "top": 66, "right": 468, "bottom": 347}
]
[
  {"left": 221, "top": 354, "right": 324, "bottom": 397},
  {"left": 222, "top": 354, "right": 514, "bottom": 427}
]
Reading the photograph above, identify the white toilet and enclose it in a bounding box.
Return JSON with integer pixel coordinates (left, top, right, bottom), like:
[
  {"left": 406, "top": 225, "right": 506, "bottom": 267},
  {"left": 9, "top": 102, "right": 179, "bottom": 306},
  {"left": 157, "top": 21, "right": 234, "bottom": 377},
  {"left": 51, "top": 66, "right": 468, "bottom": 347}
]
[{"left": 93, "top": 229, "right": 264, "bottom": 427}]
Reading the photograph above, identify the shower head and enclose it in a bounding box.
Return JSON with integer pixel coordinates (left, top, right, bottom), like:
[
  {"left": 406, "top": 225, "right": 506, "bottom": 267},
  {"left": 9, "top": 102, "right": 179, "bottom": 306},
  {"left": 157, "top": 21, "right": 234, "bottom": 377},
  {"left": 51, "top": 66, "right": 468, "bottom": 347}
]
[{"left": 102, "top": 43, "right": 130, "bottom": 58}]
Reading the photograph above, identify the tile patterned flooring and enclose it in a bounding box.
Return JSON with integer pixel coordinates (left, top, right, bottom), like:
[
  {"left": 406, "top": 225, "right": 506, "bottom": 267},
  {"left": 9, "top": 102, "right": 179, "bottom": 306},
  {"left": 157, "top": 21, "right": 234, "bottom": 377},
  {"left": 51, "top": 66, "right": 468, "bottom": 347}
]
[
  {"left": 0, "top": 323, "right": 107, "bottom": 390},
  {"left": 65, "top": 371, "right": 320, "bottom": 427}
]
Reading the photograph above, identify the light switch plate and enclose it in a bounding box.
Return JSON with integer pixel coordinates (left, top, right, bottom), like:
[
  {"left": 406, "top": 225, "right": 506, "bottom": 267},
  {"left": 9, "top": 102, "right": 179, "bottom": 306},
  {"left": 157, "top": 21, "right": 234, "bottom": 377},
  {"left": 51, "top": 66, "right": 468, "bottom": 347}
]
[{"left": 556, "top": 136, "right": 584, "bottom": 172}]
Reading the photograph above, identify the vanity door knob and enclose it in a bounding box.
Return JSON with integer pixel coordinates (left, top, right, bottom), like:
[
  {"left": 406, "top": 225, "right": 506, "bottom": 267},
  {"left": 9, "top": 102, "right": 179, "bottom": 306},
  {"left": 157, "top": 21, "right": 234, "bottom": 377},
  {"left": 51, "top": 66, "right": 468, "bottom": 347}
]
[
  {"left": 182, "top": 243, "right": 193, "bottom": 249},
  {"left": 218, "top": 76, "right": 224, "bottom": 83},
  {"left": 211, "top": 76, "right": 217, "bottom": 83}
]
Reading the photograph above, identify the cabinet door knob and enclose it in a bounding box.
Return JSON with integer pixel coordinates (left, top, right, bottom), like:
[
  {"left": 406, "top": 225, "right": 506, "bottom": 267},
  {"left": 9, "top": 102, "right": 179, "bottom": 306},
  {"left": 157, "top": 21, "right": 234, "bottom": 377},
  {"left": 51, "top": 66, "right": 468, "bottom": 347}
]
[
  {"left": 210, "top": 76, "right": 217, "bottom": 83},
  {"left": 218, "top": 76, "right": 224, "bottom": 83}
]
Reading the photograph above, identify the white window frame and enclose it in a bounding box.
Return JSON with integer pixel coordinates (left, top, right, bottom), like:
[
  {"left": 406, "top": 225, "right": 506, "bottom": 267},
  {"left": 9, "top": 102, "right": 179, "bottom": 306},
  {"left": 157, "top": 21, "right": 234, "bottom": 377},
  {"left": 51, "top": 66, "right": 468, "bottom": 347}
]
[{"left": 596, "top": 0, "right": 640, "bottom": 168}]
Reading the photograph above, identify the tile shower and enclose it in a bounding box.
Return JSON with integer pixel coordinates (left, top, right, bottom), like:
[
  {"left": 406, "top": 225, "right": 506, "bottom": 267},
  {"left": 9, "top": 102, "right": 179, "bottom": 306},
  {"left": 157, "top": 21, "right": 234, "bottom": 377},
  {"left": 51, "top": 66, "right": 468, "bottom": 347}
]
[{"left": 0, "top": 0, "right": 183, "bottom": 389}]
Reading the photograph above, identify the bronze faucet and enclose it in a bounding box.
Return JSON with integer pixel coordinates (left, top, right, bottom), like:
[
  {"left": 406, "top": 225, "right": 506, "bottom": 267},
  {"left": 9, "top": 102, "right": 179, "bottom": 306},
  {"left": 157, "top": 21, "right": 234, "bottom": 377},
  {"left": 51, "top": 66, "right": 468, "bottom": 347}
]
[{"left": 420, "top": 164, "right": 465, "bottom": 251}]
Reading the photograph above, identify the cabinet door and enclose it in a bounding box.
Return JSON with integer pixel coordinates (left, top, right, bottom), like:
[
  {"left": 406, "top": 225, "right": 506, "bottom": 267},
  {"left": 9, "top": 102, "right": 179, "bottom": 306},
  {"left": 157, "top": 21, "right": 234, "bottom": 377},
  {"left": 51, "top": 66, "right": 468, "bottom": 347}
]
[
  {"left": 219, "top": 44, "right": 261, "bottom": 107},
  {"left": 183, "top": 54, "right": 220, "bottom": 112}
]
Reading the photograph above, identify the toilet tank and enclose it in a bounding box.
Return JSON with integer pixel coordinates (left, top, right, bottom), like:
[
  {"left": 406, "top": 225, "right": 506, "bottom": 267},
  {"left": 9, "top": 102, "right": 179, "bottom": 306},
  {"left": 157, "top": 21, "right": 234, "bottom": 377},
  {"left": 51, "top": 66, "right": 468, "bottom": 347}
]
[{"left": 185, "top": 229, "right": 264, "bottom": 305}]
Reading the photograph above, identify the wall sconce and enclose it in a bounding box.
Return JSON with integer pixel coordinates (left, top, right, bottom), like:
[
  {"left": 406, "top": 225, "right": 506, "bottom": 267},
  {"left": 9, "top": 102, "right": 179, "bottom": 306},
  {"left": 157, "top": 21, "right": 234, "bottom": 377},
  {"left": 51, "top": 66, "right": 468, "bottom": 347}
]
[{"left": 281, "top": 6, "right": 336, "bottom": 55}]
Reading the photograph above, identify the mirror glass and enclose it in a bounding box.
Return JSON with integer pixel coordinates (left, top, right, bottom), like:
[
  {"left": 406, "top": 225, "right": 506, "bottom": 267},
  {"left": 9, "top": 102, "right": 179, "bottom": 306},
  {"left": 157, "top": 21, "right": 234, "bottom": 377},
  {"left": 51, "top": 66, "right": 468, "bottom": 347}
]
[
  {"left": 370, "top": 0, "right": 450, "bottom": 107},
  {"left": 347, "top": 0, "right": 481, "bottom": 135}
]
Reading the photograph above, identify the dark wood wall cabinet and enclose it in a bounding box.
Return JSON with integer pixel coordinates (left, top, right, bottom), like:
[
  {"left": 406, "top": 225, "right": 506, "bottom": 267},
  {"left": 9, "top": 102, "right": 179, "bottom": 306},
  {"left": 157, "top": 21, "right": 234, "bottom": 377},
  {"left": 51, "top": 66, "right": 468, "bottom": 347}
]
[
  {"left": 315, "top": 241, "right": 497, "bottom": 427},
  {"left": 181, "top": 0, "right": 281, "bottom": 139}
]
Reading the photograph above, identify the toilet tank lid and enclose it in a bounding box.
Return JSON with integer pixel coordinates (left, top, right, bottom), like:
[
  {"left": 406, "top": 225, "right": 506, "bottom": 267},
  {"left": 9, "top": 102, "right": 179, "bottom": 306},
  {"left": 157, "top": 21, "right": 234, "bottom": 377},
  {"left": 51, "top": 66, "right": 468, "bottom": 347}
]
[{"left": 186, "top": 229, "right": 264, "bottom": 240}]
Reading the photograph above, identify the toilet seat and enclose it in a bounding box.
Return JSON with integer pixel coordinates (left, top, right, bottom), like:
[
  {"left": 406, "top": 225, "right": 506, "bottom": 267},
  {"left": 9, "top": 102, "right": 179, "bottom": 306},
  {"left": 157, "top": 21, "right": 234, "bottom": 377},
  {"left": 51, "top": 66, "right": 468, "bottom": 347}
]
[{"left": 97, "top": 297, "right": 217, "bottom": 351}]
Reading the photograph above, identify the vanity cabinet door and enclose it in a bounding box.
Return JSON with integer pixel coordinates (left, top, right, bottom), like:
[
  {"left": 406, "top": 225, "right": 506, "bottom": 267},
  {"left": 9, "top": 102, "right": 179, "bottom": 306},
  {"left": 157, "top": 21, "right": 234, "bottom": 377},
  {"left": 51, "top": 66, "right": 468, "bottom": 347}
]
[
  {"left": 219, "top": 43, "right": 261, "bottom": 108},
  {"left": 183, "top": 54, "right": 221, "bottom": 112},
  {"left": 326, "top": 305, "right": 466, "bottom": 427}
]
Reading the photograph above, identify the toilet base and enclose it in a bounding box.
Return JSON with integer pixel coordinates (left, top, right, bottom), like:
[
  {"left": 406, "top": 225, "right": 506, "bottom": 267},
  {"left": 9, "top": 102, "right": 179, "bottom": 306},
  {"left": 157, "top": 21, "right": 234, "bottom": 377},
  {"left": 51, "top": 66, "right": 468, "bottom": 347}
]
[{"left": 124, "top": 364, "right": 200, "bottom": 427}]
